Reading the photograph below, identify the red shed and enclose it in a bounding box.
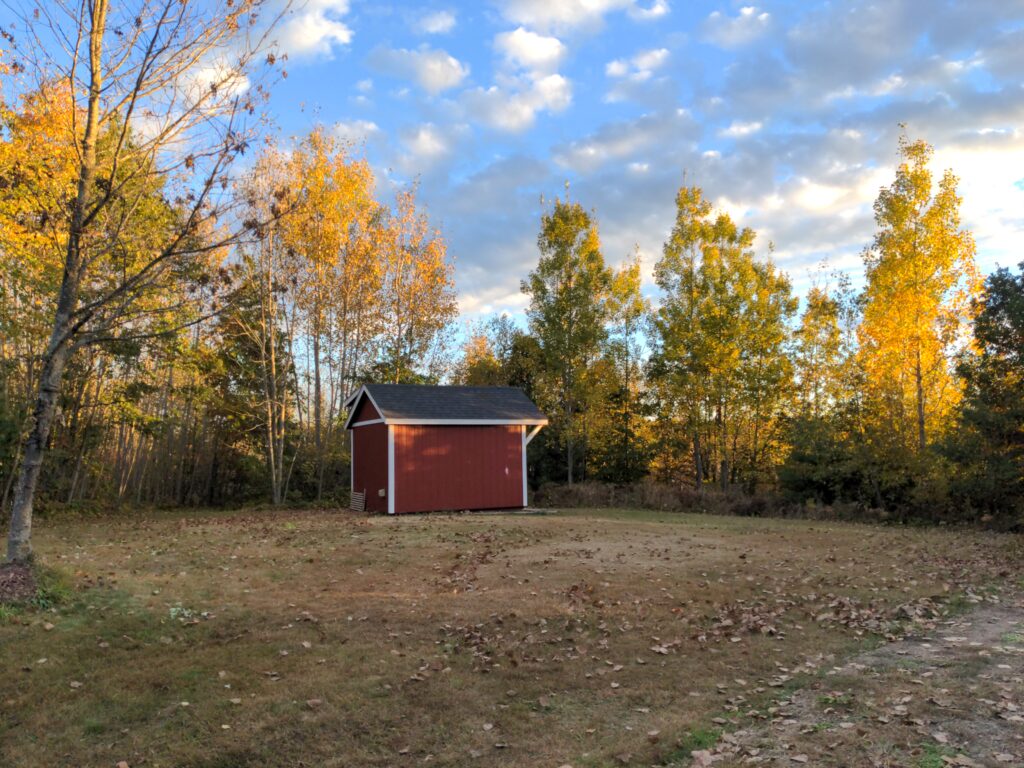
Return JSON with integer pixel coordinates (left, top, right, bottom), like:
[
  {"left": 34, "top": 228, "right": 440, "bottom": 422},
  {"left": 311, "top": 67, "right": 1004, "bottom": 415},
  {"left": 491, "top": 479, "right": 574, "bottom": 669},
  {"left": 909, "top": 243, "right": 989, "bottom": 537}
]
[{"left": 344, "top": 384, "right": 547, "bottom": 514}]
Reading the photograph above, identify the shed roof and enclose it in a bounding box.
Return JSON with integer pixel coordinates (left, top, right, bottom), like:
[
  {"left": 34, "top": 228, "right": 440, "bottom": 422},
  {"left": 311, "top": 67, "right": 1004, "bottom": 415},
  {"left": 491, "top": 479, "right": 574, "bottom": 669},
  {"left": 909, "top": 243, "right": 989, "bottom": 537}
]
[{"left": 344, "top": 384, "right": 547, "bottom": 428}]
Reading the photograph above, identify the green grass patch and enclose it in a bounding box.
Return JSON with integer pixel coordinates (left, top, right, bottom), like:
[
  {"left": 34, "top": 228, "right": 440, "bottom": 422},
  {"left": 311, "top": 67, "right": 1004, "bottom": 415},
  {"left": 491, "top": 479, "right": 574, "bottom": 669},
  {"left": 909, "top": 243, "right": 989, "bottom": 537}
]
[
  {"left": 658, "top": 727, "right": 722, "bottom": 766},
  {"left": 29, "top": 565, "right": 73, "bottom": 609},
  {"left": 916, "top": 742, "right": 956, "bottom": 768},
  {"left": 818, "top": 692, "right": 853, "bottom": 708}
]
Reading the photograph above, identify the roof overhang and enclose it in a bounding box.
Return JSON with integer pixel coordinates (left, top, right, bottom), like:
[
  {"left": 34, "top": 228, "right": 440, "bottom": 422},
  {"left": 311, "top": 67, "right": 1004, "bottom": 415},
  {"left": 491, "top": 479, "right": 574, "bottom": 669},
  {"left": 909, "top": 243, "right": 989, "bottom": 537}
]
[
  {"left": 384, "top": 418, "right": 548, "bottom": 426},
  {"left": 343, "top": 385, "right": 549, "bottom": 430}
]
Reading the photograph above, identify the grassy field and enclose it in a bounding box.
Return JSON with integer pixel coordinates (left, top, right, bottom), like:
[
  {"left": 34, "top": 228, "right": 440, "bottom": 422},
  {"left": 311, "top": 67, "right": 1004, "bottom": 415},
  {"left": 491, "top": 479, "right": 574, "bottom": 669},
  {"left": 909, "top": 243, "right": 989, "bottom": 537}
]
[{"left": 1, "top": 508, "right": 1021, "bottom": 768}]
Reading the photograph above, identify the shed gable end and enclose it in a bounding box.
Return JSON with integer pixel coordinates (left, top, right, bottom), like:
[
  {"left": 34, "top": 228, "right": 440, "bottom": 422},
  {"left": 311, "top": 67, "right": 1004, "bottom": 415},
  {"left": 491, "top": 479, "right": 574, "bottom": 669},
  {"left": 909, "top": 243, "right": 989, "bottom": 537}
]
[{"left": 350, "top": 394, "right": 381, "bottom": 424}]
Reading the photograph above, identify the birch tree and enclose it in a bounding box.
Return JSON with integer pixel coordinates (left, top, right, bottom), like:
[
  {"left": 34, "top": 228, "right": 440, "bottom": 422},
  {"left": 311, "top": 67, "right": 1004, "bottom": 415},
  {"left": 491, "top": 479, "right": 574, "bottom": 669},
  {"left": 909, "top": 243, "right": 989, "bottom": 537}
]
[
  {"left": 374, "top": 188, "right": 457, "bottom": 383},
  {"left": 4, "top": 0, "right": 281, "bottom": 562},
  {"left": 280, "top": 128, "right": 377, "bottom": 499}
]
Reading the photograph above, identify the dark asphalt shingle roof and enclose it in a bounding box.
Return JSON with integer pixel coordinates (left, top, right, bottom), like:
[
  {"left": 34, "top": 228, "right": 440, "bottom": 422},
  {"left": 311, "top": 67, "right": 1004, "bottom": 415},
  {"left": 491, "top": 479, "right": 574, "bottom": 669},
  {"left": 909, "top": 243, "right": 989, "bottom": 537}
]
[{"left": 356, "top": 384, "right": 547, "bottom": 423}]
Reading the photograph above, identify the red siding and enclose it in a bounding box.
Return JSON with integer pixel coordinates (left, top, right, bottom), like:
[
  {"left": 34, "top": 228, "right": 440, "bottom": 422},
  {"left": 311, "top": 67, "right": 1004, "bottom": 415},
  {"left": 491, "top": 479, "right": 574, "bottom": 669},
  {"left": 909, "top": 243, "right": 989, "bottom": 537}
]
[
  {"left": 394, "top": 425, "right": 523, "bottom": 513},
  {"left": 352, "top": 422, "right": 388, "bottom": 513},
  {"left": 350, "top": 395, "right": 381, "bottom": 423}
]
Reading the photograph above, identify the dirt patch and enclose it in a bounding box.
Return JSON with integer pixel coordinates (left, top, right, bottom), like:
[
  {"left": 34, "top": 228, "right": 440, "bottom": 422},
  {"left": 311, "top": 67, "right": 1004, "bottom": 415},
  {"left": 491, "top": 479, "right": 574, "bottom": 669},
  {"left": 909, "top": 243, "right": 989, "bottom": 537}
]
[
  {"left": 0, "top": 562, "right": 36, "bottom": 603},
  {"left": 697, "top": 593, "right": 1024, "bottom": 767}
]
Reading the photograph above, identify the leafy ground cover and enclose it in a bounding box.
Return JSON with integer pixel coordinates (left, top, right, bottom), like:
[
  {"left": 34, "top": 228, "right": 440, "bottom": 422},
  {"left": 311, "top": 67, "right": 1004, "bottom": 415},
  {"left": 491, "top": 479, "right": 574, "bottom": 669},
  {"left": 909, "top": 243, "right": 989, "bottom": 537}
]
[{"left": 1, "top": 508, "right": 1021, "bottom": 767}]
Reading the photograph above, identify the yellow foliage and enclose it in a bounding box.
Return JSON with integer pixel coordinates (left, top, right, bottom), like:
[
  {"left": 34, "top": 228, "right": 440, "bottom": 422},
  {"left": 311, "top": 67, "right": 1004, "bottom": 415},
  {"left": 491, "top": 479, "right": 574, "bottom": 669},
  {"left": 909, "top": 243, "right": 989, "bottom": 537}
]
[{"left": 859, "top": 134, "right": 980, "bottom": 451}]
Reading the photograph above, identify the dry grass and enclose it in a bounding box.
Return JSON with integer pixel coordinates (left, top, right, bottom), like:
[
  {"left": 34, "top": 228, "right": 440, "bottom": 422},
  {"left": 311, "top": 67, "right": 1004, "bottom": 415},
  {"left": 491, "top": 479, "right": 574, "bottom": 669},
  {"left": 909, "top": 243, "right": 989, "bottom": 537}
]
[{"left": 1, "top": 507, "right": 1021, "bottom": 768}]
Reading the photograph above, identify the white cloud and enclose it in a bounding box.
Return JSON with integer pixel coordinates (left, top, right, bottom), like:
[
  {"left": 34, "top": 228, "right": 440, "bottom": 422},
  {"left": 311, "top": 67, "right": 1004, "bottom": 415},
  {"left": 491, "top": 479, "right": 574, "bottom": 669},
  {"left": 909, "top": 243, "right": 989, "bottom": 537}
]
[
  {"left": 497, "top": 0, "right": 668, "bottom": 32},
  {"left": 629, "top": 1, "right": 670, "bottom": 21},
  {"left": 633, "top": 48, "right": 670, "bottom": 72},
  {"left": 416, "top": 10, "right": 457, "bottom": 35},
  {"left": 721, "top": 120, "right": 763, "bottom": 137},
  {"left": 402, "top": 123, "right": 451, "bottom": 160},
  {"left": 553, "top": 108, "right": 697, "bottom": 172},
  {"left": 704, "top": 6, "right": 771, "bottom": 48},
  {"left": 604, "top": 48, "right": 670, "bottom": 102},
  {"left": 606, "top": 48, "right": 669, "bottom": 81},
  {"left": 605, "top": 59, "right": 629, "bottom": 78},
  {"left": 277, "top": 0, "right": 353, "bottom": 58},
  {"left": 934, "top": 137, "right": 1024, "bottom": 271},
  {"left": 368, "top": 46, "right": 469, "bottom": 94},
  {"left": 495, "top": 27, "right": 567, "bottom": 73},
  {"left": 463, "top": 74, "right": 572, "bottom": 132},
  {"left": 333, "top": 119, "right": 380, "bottom": 143}
]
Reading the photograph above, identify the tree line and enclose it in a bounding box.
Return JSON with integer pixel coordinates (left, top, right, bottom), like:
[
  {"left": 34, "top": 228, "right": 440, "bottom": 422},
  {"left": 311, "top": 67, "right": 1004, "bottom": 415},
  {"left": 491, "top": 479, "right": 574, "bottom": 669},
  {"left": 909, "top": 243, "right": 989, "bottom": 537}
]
[
  {"left": 461, "top": 136, "right": 1022, "bottom": 527},
  {"left": 0, "top": 0, "right": 456, "bottom": 561},
  {"left": 1, "top": 2, "right": 1021, "bottom": 565}
]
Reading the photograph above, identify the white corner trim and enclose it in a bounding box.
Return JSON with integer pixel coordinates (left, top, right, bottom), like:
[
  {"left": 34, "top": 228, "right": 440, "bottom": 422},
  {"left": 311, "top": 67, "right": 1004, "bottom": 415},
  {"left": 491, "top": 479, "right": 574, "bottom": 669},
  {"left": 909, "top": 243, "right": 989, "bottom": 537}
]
[
  {"left": 524, "top": 423, "right": 544, "bottom": 445},
  {"left": 342, "top": 385, "right": 363, "bottom": 410},
  {"left": 350, "top": 418, "right": 384, "bottom": 427},
  {"left": 521, "top": 425, "right": 528, "bottom": 507},
  {"left": 350, "top": 429, "right": 354, "bottom": 494},
  {"left": 387, "top": 424, "right": 395, "bottom": 515}
]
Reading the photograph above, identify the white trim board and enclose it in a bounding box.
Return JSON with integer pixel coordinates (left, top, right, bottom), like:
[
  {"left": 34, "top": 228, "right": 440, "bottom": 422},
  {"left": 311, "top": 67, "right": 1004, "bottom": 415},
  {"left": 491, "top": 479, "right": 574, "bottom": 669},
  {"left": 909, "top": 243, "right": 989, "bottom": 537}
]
[
  {"left": 386, "top": 425, "right": 395, "bottom": 515},
  {"left": 524, "top": 424, "right": 544, "bottom": 445},
  {"left": 385, "top": 418, "right": 548, "bottom": 426},
  {"left": 521, "top": 425, "right": 528, "bottom": 507},
  {"left": 350, "top": 418, "right": 384, "bottom": 427}
]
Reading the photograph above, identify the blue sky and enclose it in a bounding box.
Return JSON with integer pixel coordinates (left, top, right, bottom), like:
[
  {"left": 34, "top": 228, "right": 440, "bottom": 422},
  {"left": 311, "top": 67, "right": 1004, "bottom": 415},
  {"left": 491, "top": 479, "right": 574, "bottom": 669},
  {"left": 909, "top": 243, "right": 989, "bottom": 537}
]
[{"left": 24, "top": 1, "right": 1024, "bottom": 323}]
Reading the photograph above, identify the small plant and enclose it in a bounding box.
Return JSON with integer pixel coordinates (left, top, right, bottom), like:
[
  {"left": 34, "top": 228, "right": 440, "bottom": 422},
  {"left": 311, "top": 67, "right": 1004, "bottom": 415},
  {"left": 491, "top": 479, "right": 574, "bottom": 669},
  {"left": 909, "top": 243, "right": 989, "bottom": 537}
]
[
  {"left": 169, "top": 604, "right": 198, "bottom": 621},
  {"left": 658, "top": 727, "right": 722, "bottom": 766},
  {"left": 818, "top": 692, "right": 853, "bottom": 708},
  {"left": 916, "top": 743, "right": 956, "bottom": 768},
  {"left": 29, "top": 567, "right": 73, "bottom": 610},
  {"left": 1001, "top": 632, "right": 1024, "bottom": 645}
]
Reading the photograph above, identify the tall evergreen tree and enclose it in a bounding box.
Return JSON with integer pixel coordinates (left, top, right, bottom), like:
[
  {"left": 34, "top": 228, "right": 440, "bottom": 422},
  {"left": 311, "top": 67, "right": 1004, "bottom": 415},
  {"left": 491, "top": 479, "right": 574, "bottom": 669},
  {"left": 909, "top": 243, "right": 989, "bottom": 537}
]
[{"left": 947, "top": 263, "right": 1024, "bottom": 522}]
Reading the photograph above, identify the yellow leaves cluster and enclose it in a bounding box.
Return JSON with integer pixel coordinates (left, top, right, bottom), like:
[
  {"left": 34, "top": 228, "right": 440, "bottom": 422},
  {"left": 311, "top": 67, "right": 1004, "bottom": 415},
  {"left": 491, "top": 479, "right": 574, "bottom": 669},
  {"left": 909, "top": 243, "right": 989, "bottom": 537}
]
[
  {"left": 240, "top": 127, "right": 456, "bottom": 385},
  {"left": 0, "top": 81, "right": 80, "bottom": 340},
  {"left": 859, "top": 135, "right": 980, "bottom": 450}
]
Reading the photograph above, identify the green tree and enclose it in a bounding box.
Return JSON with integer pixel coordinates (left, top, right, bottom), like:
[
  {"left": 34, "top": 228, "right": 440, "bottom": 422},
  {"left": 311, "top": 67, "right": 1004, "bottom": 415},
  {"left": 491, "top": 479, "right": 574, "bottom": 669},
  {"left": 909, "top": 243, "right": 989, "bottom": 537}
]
[
  {"left": 590, "top": 250, "right": 651, "bottom": 483},
  {"left": 793, "top": 286, "right": 844, "bottom": 418},
  {"left": 651, "top": 184, "right": 795, "bottom": 491},
  {"left": 946, "top": 263, "right": 1024, "bottom": 523},
  {"left": 522, "top": 197, "right": 612, "bottom": 484},
  {"left": 4, "top": 0, "right": 278, "bottom": 562}
]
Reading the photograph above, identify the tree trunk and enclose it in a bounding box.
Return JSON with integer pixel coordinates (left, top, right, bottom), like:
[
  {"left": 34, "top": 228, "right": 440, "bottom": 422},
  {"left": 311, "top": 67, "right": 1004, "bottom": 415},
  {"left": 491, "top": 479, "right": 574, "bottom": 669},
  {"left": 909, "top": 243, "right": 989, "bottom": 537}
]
[
  {"left": 6, "top": 0, "right": 107, "bottom": 562},
  {"left": 313, "top": 330, "right": 323, "bottom": 501},
  {"left": 7, "top": 341, "right": 73, "bottom": 561},
  {"left": 915, "top": 347, "right": 926, "bottom": 451},
  {"left": 565, "top": 398, "right": 575, "bottom": 485},
  {"left": 693, "top": 431, "right": 703, "bottom": 493}
]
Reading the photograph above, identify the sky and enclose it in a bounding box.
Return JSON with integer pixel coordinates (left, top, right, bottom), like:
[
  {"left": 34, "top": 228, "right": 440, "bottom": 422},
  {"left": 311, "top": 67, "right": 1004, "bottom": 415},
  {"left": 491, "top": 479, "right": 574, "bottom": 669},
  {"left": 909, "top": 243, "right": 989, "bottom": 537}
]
[{"left": 30, "top": 1, "right": 1024, "bottom": 324}]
